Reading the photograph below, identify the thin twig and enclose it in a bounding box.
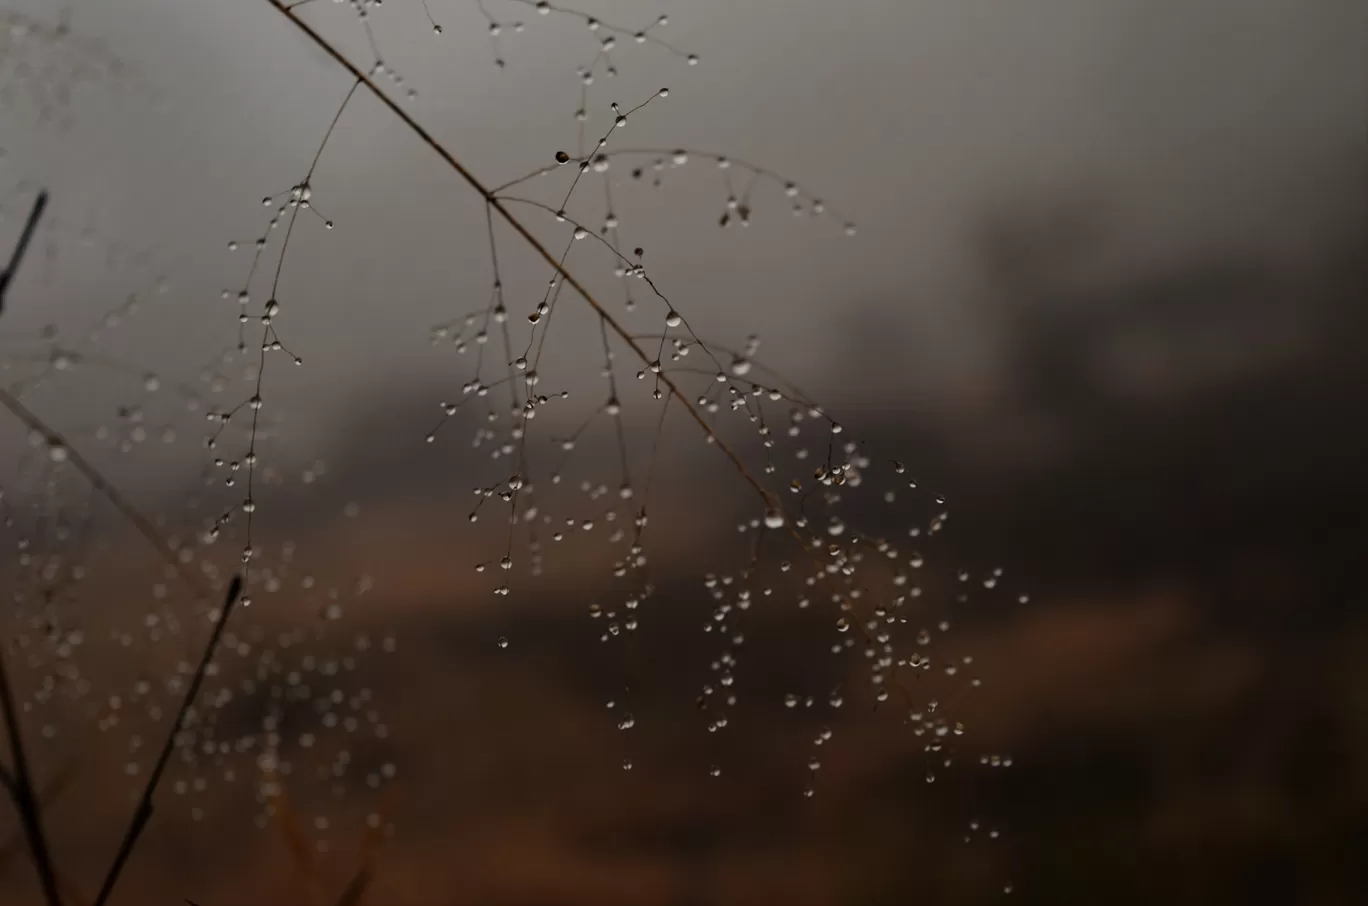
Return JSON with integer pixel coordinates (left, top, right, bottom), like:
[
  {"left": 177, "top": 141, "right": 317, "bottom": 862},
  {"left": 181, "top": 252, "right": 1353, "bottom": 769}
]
[
  {"left": 333, "top": 865, "right": 372, "bottom": 906},
  {"left": 261, "top": 3, "right": 877, "bottom": 658},
  {"left": 0, "top": 190, "right": 48, "bottom": 314},
  {"left": 90, "top": 575, "right": 243, "bottom": 906},
  {"left": 0, "top": 184, "right": 63, "bottom": 906},
  {"left": 0, "top": 642, "right": 63, "bottom": 906},
  {"left": 493, "top": 149, "right": 844, "bottom": 224},
  {"left": 0, "top": 759, "right": 77, "bottom": 869}
]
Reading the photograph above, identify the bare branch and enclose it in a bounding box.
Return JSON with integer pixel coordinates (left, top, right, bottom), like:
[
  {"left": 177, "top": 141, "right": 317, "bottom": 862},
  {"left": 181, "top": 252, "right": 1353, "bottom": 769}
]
[{"left": 0, "top": 190, "right": 48, "bottom": 315}]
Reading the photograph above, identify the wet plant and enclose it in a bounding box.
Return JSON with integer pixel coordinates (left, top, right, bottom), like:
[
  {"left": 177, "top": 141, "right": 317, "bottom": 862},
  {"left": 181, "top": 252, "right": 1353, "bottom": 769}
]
[{"left": 1, "top": 1, "right": 1029, "bottom": 901}]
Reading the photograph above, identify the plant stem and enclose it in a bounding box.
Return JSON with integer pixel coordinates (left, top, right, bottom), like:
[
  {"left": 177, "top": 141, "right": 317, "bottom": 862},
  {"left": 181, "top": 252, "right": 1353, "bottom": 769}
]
[
  {"left": 91, "top": 575, "right": 243, "bottom": 906},
  {"left": 0, "top": 186, "right": 63, "bottom": 906},
  {"left": 263, "top": 0, "right": 777, "bottom": 513},
  {"left": 0, "top": 643, "right": 64, "bottom": 906},
  {"left": 0, "top": 388, "right": 214, "bottom": 603},
  {"left": 0, "top": 190, "right": 47, "bottom": 314}
]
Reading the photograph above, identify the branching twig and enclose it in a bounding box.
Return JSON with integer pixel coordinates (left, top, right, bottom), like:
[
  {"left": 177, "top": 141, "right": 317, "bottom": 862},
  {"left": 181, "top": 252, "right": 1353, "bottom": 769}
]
[
  {"left": 333, "top": 865, "right": 372, "bottom": 906},
  {"left": 263, "top": 0, "right": 778, "bottom": 514}
]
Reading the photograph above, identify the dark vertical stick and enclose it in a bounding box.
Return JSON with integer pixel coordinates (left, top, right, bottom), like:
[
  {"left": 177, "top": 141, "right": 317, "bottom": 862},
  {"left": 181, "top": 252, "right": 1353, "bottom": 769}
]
[
  {"left": 0, "top": 190, "right": 48, "bottom": 314},
  {"left": 91, "top": 575, "right": 243, "bottom": 906},
  {"left": 0, "top": 643, "right": 64, "bottom": 906}
]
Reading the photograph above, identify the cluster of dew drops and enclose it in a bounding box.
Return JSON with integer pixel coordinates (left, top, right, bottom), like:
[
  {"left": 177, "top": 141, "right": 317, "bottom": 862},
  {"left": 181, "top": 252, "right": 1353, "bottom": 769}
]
[
  {"left": 5, "top": 336, "right": 396, "bottom": 855},
  {"left": 207, "top": 180, "right": 402, "bottom": 846},
  {"left": 416, "top": 87, "right": 1021, "bottom": 890},
  {"left": 7, "top": 522, "right": 399, "bottom": 849},
  {"left": 124, "top": 0, "right": 716, "bottom": 845},
  {"left": 435, "top": 280, "right": 1025, "bottom": 892},
  {"left": 400, "top": 21, "right": 1024, "bottom": 885},
  {"left": 319, "top": 0, "right": 699, "bottom": 98}
]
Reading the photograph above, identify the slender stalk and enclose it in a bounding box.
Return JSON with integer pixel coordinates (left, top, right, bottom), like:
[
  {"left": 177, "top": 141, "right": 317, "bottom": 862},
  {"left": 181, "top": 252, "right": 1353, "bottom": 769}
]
[
  {"left": 263, "top": 2, "right": 876, "bottom": 654},
  {"left": 0, "top": 643, "right": 63, "bottom": 906},
  {"left": 91, "top": 575, "right": 243, "bottom": 906},
  {"left": 0, "top": 190, "right": 48, "bottom": 314},
  {"left": 0, "top": 184, "right": 63, "bottom": 906},
  {"left": 333, "top": 865, "right": 372, "bottom": 906}
]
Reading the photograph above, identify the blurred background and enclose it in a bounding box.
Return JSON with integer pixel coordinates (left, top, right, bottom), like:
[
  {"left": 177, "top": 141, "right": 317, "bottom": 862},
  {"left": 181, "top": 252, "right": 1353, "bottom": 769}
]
[{"left": 0, "top": 0, "right": 1365, "bottom": 903}]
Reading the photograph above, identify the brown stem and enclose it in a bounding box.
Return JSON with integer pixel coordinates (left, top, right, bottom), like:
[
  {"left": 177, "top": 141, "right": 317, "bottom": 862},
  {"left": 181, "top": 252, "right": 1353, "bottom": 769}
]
[
  {"left": 0, "top": 190, "right": 48, "bottom": 314},
  {"left": 0, "top": 192, "right": 243, "bottom": 906},
  {"left": 0, "top": 185, "right": 63, "bottom": 906}
]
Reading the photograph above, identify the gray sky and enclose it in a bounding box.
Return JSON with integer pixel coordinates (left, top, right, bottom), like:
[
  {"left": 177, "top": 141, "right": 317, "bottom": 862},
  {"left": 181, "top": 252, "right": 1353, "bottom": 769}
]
[{"left": 1, "top": 0, "right": 1364, "bottom": 487}]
